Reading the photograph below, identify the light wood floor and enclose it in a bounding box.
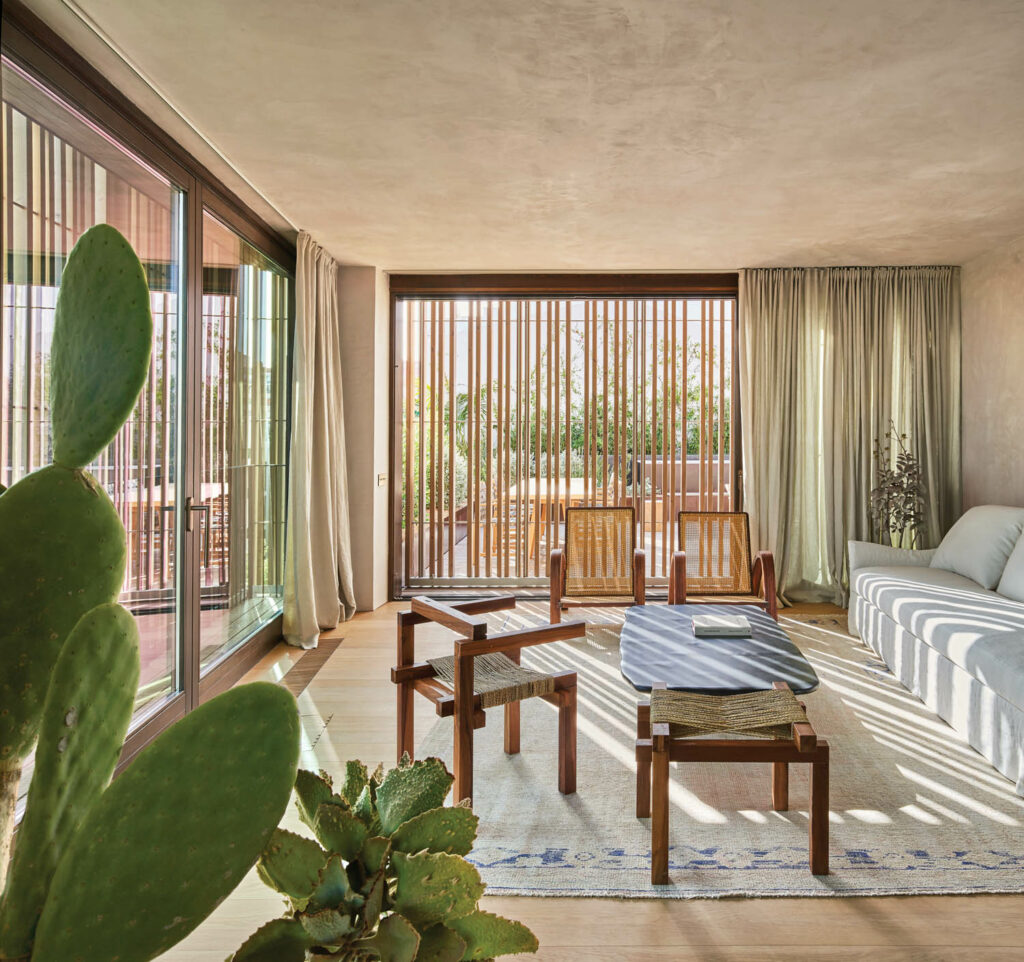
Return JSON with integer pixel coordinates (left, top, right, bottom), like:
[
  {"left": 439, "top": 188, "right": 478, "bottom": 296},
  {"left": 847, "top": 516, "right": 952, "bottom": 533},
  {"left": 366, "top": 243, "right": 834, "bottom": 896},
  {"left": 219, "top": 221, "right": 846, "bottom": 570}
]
[{"left": 161, "top": 602, "right": 1024, "bottom": 962}]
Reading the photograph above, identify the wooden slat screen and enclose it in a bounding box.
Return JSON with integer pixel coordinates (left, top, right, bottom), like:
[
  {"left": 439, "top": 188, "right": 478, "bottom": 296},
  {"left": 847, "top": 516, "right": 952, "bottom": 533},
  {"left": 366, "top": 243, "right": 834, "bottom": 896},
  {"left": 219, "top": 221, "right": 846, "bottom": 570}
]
[{"left": 397, "top": 296, "right": 734, "bottom": 587}]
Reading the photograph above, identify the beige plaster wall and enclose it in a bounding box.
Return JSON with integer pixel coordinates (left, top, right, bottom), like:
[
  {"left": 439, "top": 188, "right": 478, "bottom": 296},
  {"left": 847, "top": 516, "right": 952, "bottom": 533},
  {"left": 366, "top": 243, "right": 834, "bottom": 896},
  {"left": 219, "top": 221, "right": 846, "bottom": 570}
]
[
  {"left": 338, "top": 266, "right": 390, "bottom": 611},
  {"left": 962, "top": 235, "right": 1024, "bottom": 509}
]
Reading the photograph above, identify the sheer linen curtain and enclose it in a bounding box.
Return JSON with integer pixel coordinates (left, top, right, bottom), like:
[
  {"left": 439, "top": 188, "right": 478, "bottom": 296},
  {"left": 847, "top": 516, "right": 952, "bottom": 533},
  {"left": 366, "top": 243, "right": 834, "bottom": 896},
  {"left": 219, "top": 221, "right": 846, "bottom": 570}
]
[
  {"left": 284, "top": 232, "right": 356, "bottom": 648},
  {"left": 738, "top": 267, "right": 961, "bottom": 605}
]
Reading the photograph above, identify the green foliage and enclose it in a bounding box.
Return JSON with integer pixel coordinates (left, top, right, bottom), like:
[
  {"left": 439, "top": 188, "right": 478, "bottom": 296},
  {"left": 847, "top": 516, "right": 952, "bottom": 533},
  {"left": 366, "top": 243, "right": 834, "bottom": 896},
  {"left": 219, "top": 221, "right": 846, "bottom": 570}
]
[
  {"left": 870, "top": 420, "right": 929, "bottom": 547},
  {"left": 233, "top": 756, "right": 537, "bottom": 962},
  {"left": 0, "top": 465, "right": 126, "bottom": 768},
  {"left": 50, "top": 223, "right": 153, "bottom": 468},
  {"left": 0, "top": 603, "right": 139, "bottom": 958},
  {"left": 31, "top": 683, "right": 300, "bottom": 962}
]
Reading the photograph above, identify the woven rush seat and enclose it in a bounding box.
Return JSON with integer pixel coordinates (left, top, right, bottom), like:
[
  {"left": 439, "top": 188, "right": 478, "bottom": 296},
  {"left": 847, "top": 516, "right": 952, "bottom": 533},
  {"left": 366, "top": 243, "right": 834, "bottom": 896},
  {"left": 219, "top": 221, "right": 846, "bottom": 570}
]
[
  {"left": 649, "top": 687, "right": 808, "bottom": 740},
  {"left": 427, "top": 652, "right": 556, "bottom": 709}
]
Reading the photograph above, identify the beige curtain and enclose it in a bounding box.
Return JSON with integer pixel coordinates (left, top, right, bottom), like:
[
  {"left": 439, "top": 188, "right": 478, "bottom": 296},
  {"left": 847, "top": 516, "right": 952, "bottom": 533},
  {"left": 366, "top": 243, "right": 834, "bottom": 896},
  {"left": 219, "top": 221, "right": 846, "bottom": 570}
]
[
  {"left": 738, "top": 267, "right": 961, "bottom": 605},
  {"left": 284, "top": 232, "right": 356, "bottom": 648}
]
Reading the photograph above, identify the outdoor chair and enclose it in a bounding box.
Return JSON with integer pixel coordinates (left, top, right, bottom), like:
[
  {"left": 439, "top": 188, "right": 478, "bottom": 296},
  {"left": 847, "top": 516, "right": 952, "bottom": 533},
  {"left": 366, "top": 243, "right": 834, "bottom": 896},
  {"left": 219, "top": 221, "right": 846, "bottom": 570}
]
[
  {"left": 392, "top": 595, "right": 585, "bottom": 803},
  {"left": 549, "top": 505, "right": 645, "bottom": 623},
  {"left": 668, "top": 511, "right": 778, "bottom": 619}
]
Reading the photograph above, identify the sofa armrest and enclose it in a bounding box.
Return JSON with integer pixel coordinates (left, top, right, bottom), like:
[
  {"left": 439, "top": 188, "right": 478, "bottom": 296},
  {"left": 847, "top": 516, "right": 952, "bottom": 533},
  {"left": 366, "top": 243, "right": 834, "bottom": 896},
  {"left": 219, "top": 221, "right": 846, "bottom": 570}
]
[{"left": 847, "top": 540, "right": 936, "bottom": 575}]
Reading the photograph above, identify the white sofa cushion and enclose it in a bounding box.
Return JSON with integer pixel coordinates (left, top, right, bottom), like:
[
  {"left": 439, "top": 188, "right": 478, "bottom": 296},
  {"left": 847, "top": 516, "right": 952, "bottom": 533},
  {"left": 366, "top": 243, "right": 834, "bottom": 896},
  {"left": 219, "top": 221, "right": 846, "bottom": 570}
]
[
  {"left": 997, "top": 533, "right": 1024, "bottom": 604},
  {"left": 954, "top": 630, "right": 1024, "bottom": 713},
  {"left": 930, "top": 505, "right": 1024, "bottom": 589},
  {"left": 851, "top": 565, "right": 1024, "bottom": 656}
]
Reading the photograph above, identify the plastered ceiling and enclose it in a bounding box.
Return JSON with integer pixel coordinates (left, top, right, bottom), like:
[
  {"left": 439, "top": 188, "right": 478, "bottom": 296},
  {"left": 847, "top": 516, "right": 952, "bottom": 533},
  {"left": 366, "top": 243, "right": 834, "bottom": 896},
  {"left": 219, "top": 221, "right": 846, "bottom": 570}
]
[{"left": 26, "top": 0, "right": 1024, "bottom": 270}]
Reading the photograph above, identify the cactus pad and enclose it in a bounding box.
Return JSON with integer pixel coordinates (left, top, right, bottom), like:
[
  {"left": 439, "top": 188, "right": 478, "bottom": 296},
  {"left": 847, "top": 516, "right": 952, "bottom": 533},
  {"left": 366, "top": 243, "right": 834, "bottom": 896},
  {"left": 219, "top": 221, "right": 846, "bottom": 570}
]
[
  {"left": 257, "top": 828, "right": 328, "bottom": 901},
  {"left": 446, "top": 909, "right": 540, "bottom": 960},
  {"left": 31, "top": 682, "right": 300, "bottom": 962},
  {"left": 416, "top": 924, "right": 468, "bottom": 962},
  {"left": 294, "top": 768, "right": 341, "bottom": 828},
  {"left": 0, "top": 464, "right": 126, "bottom": 766},
  {"left": 392, "top": 851, "right": 484, "bottom": 927},
  {"left": 314, "top": 802, "right": 369, "bottom": 859},
  {"left": 391, "top": 805, "right": 478, "bottom": 857},
  {"left": 375, "top": 756, "right": 454, "bottom": 834},
  {"left": 232, "top": 918, "right": 311, "bottom": 962},
  {"left": 50, "top": 223, "right": 153, "bottom": 469},
  {"left": 0, "top": 603, "right": 139, "bottom": 958},
  {"left": 356, "top": 913, "right": 420, "bottom": 962}
]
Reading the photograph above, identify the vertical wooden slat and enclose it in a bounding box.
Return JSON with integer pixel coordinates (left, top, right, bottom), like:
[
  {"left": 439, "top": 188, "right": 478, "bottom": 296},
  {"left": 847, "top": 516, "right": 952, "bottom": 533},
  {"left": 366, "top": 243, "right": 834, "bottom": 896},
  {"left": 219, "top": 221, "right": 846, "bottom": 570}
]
[
  {"left": 417, "top": 302, "right": 425, "bottom": 578},
  {"left": 485, "top": 299, "right": 493, "bottom": 576},
  {"left": 564, "top": 298, "right": 571, "bottom": 514},
  {"left": 404, "top": 302, "right": 414, "bottom": 582},
  {"left": 448, "top": 300, "right": 455, "bottom": 579},
  {"left": 651, "top": 299, "right": 659, "bottom": 572},
  {"left": 662, "top": 298, "right": 670, "bottom": 576},
  {"left": 536, "top": 297, "right": 544, "bottom": 573},
  {"left": 601, "top": 299, "right": 609, "bottom": 504},
  {"left": 585, "top": 301, "right": 593, "bottom": 512},
  {"left": 719, "top": 298, "right": 726, "bottom": 513},
  {"left": 467, "top": 299, "right": 476, "bottom": 576},
  {"left": 545, "top": 299, "right": 554, "bottom": 563},
  {"left": 670, "top": 299, "right": 678, "bottom": 547}
]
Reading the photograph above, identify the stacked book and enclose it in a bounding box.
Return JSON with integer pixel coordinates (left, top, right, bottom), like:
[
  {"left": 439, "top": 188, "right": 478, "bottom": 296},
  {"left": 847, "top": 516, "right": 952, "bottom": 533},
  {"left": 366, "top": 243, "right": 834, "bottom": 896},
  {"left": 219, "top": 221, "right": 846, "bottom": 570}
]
[{"left": 691, "top": 613, "right": 752, "bottom": 637}]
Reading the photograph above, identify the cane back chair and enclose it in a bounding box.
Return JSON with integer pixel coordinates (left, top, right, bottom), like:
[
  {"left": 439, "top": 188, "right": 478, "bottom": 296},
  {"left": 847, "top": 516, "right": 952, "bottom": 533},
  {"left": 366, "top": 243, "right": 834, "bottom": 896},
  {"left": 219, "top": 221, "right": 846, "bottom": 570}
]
[
  {"left": 392, "top": 595, "right": 585, "bottom": 803},
  {"left": 668, "top": 511, "right": 778, "bottom": 619},
  {"left": 549, "top": 506, "right": 645, "bottom": 623}
]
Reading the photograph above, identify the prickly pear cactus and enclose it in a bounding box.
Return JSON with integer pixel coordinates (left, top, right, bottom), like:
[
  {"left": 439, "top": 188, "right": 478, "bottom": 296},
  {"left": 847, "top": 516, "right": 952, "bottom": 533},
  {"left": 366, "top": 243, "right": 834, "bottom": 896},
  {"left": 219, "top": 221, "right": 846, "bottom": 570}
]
[
  {"left": 30, "top": 682, "right": 301, "bottom": 962},
  {"left": 0, "top": 603, "right": 139, "bottom": 958},
  {"left": 50, "top": 224, "right": 153, "bottom": 469},
  {"left": 232, "top": 755, "right": 538, "bottom": 962},
  {"left": 0, "top": 223, "right": 148, "bottom": 871}
]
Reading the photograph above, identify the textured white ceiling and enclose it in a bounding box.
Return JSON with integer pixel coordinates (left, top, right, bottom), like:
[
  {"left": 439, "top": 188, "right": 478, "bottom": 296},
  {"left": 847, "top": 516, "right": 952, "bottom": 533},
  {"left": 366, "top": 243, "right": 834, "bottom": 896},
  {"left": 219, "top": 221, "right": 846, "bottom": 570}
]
[{"left": 29, "top": 0, "right": 1024, "bottom": 270}]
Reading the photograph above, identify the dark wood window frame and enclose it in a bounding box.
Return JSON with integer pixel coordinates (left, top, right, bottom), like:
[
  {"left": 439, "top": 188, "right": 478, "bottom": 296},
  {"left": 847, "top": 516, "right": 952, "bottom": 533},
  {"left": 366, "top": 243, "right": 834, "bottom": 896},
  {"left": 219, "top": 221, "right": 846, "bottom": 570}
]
[
  {"left": 2, "top": 0, "right": 296, "bottom": 770},
  {"left": 388, "top": 273, "right": 742, "bottom": 600}
]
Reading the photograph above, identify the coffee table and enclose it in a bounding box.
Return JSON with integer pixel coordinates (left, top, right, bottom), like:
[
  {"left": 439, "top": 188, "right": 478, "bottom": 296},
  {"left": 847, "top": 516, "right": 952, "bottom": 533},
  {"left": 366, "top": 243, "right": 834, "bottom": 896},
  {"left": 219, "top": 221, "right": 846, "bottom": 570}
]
[
  {"left": 621, "top": 604, "right": 829, "bottom": 879},
  {"left": 619, "top": 603, "right": 819, "bottom": 695}
]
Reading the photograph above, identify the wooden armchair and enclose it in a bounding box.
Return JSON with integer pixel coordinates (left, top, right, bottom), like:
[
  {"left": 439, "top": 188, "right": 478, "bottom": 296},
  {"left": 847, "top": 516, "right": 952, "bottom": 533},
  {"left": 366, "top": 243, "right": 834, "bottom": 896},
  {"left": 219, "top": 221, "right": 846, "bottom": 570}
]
[
  {"left": 392, "top": 595, "right": 585, "bottom": 803},
  {"left": 668, "top": 511, "right": 778, "bottom": 619},
  {"left": 549, "top": 506, "right": 645, "bottom": 624}
]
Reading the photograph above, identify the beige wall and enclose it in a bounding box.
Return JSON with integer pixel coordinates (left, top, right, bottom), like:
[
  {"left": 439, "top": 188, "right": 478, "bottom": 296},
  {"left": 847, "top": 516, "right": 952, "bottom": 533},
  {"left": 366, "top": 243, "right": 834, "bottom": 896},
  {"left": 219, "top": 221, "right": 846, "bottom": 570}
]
[
  {"left": 962, "top": 234, "right": 1024, "bottom": 509},
  {"left": 338, "top": 266, "right": 391, "bottom": 611}
]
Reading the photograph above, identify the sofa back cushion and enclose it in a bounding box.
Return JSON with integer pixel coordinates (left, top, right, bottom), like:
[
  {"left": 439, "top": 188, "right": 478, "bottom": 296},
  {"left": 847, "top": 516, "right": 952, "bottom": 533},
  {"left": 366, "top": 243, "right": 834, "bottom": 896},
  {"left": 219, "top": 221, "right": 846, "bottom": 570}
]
[
  {"left": 930, "top": 505, "right": 1024, "bottom": 589},
  {"left": 998, "top": 534, "right": 1024, "bottom": 603}
]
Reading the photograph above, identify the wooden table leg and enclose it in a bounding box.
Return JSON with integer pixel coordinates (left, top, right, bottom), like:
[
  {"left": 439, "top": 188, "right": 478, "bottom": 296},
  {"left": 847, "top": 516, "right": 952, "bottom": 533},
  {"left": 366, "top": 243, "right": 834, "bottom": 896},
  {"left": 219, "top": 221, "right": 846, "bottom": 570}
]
[
  {"left": 772, "top": 761, "right": 789, "bottom": 811},
  {"left": 504, "top": 702, "right": 521, "bottom": 755},
  {"left": 810, "top": 745, "right": 830, "bottom": 875},
  {"left": 558, "top": 685, "right": 577, "bottom": 795},
  {"left": 636, "top": 701, "right": 651, "bottom": 817},
  {"left": 651, "top": 737, "right": 670, "bottom": 884}
]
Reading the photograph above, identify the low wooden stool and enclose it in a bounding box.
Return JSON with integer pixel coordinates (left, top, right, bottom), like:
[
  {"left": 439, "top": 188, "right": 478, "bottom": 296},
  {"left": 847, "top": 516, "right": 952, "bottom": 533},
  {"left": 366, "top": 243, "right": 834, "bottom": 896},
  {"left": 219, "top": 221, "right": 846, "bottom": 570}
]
[{"left": 636, "top": 681, "right": 830, "bottom": 882}]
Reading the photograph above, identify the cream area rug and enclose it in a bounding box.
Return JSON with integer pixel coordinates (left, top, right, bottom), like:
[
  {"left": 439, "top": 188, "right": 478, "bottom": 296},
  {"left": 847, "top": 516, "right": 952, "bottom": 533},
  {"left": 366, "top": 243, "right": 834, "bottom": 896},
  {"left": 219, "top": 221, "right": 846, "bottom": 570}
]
[{"left": 417, "top": 605, "right": 1024, "bottom": 898}]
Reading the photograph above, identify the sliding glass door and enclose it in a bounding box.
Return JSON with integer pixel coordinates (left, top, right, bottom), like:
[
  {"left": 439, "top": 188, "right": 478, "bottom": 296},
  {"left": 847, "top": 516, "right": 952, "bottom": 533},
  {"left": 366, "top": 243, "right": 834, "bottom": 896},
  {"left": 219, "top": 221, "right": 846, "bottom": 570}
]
[
  {"left": 198, "top": 211, "right": 290, "bottom": 673},
  {"left": 1, "top": 54, "right": 293, "bottom": 734},
  {"left": 2, "top": 58, "right": 183, "bottom": 713}
]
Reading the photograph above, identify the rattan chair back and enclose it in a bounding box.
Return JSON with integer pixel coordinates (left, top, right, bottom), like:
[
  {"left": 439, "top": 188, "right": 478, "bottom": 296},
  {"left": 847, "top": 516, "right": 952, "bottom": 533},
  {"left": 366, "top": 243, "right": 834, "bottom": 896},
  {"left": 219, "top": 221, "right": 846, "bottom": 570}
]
[
  {"left": 564, "top": 506, "right": 635, "bottom": 597},
  {"left": 677, "top": 511, "right": 753, "bottom": 594}
]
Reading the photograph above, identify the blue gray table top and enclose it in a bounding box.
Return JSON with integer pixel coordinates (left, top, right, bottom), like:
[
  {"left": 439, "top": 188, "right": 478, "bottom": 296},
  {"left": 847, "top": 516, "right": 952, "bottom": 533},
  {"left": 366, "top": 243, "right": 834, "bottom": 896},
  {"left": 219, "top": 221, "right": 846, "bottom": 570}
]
[{"left": 619, "top": 604, "right": 819, "bottom": 695}]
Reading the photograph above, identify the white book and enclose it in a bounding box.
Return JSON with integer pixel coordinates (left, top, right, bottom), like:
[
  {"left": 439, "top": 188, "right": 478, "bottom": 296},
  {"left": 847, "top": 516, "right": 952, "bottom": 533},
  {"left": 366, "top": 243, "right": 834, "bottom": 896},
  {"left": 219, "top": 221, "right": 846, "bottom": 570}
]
[{"left": 691, "top": 613, "right": 752, "bottom": 637}]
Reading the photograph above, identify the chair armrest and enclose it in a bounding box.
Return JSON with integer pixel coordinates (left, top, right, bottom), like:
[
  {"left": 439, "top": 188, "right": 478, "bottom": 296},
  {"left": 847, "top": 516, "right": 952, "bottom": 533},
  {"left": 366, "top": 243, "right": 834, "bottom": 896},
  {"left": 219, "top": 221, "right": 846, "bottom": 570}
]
[
  {"left": 633, "top": 549, "right": 646, "bottom": 605},
  {"left": 669, "top": 551, "right": 686, "bottom": 605},
  {"left": 847, "top": 540, "right": 936, "bottom": 575},
  {"left": 457, "top": 620, "right": 586, "bottom": 657},
  {"left": 411, "top": 596, "right": 489, "bottom": 639},
  {"left": 752, "top": 551, "right": 778, "bottom": 620}
]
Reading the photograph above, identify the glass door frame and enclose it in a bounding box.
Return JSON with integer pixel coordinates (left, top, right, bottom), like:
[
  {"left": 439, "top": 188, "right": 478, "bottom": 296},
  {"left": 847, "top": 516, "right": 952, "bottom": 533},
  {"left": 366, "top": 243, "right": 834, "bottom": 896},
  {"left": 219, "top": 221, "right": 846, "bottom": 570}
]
[{"left": 2, "top": 2, "right": 296, "bottom": 762}]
